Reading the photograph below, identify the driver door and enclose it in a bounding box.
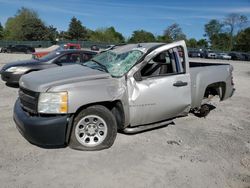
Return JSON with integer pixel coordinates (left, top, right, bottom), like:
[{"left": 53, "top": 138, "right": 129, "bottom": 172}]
[{"left": 127, "top": 45, "right": 191, "bottom": 126}]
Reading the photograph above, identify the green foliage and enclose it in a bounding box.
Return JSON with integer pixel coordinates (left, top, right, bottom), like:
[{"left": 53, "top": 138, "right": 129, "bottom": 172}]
[
  {"left": 0, "top": 22, "right": 3, "bottom": 40},
  {"left": 67, "top": 17, "right": 87, "bottom": 40},
  {"left": 204, "top": 15, "right": 248, "bottom": 50},
  {"left": 234, "top": 27, "right": 250, "bottom": 52},
  {"left": 223, "top": 13, "right": 248, "bottom": 49},
  {"left": 4, "top": 7, "right": 48, "bottom": 40},
  {"left": 197, "top": 39, "right": 208, "bottom": 48},
  {"left": 187, "top": 38, "right": 208, "bottom": 49},
  {"left": 210, "top": 33, "right": 231, "bottom": 51},
  {"left": 44, "top": 25, "right": 59, "bottom": 41},
  {"left": 187, "top": 38, "right": 197, "bottom": 48},
  {"left": 204, "top": 19, "right": 222, "bottom": 40},
  {"left": 89, "top": 27, "right": 125, "bottom": 43},
  {"left": 163, "top": 23, "right": 186, "bottom": 42},
  {"left": 128, "top": 30, "right": 156, "bottom": 43}
]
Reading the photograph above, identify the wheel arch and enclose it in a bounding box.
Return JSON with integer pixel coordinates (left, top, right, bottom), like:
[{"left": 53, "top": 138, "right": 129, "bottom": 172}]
[
  {"left": 73, "top": 100, "right": 125, "bottom": 131},
  {"left": 203, "top": 82, "right": 226, "bottom": 100}
]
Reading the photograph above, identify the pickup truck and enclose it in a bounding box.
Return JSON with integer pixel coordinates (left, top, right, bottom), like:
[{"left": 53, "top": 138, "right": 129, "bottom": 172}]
[{"left": 13, "top": 41, "right": 235, "bottom": 151}]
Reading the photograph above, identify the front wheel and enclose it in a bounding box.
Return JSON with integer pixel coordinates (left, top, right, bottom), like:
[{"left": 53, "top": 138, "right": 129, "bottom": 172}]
[{"left": 69, "top": 105, "right": 117, "bottom": 151}]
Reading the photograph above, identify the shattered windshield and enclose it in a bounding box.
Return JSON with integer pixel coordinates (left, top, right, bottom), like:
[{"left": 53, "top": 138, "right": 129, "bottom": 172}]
[{"left": 83, "top": 50, "right": 143, "bottom": 76}]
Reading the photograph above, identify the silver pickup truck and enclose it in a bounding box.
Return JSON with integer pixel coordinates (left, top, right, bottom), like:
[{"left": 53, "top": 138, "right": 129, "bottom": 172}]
[{"left": 14, "top": 41, "right": 235, "bottom": 150}]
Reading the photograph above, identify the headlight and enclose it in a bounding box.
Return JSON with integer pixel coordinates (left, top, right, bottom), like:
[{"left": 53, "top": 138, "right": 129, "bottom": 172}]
[
  {"left": 38, "top": 92, "right": 68, "bottom": 114},
  {"left": 5, "top": 66, "right": 29, "bottom": 73}
]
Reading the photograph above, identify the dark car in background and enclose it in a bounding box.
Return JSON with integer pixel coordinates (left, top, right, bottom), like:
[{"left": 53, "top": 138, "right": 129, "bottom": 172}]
[
  {"left": 0, "top": 49, "right": 97, "bottom": 85},
  {"left": 188, "top": 50, "right": 203, "bottom": 58},
  {"left": 241, "top": 53, "right": 250, "bottom": 61},
  {"left": 228, "top": 52, "right": 245, "bottom": 61},
  {"left": 0, "top": 45, "right": 35, "bottom": 54}
]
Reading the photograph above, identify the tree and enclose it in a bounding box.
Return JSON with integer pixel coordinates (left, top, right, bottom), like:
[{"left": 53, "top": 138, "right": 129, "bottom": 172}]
[
  {"left": 224, "top": 13, "right": 248, "bottom": 49},
  {"left": 0, "top": 22, "right": 3, "bottom": 40},
  {"left": 4, "top": 7, "right": 48, "bottom": 40},
  {"left": 89, "top": 27, "right": 125, "bottom": 43},
  {"left": 204, "top": 19, "right": 222, "bottom": 40},
  {"left": 211, "top": 33, "right": 231, "bottom": 51},
  {"left": 197, "top": 39, "right": 208, "bottom": 48},
  {"left": 187, "top": 38, "right": 197, "bottom": 48},
  {"left": 44, "top": 25, "right": 59, "bottom": 41},
  {"left": 234, "top": 27, "right": 250, "bottom": 52},
  {"left": 163, "top": 23, "right": 186, "bottom": 42},
  {"left": 67, "top": 17, "right": 87, "bottom": 40},
  {"left": 128, "top": 30, "right": 156, "bottom": 43}
]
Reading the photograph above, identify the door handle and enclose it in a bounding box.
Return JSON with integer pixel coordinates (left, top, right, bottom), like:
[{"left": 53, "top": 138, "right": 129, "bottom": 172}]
[{"left": 173, "top": 81, "right": 188, "bottom": 87}]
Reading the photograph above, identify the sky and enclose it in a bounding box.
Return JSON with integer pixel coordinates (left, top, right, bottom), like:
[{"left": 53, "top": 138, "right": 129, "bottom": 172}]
[{"left": 0, "top": 0, "right": 250, "bottom": 40}]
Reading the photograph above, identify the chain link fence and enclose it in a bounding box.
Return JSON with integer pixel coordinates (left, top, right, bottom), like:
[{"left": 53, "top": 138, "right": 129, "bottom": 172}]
[{"left": 0, "top": 40, "right": 115, "bottom": 48}]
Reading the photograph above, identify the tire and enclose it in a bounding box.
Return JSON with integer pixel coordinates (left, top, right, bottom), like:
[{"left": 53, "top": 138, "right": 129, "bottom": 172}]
[
  {"left": 69, "top": 105, "right": 117, "bottom": 151},
  {"left": 199, "top": 104, "right": 210, "bottom": 117}
]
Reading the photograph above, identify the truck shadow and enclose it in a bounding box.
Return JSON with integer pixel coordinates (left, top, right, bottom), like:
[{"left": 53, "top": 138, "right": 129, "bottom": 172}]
[{"left": 5, "top": 83, "right": 19, "bottom": 88}]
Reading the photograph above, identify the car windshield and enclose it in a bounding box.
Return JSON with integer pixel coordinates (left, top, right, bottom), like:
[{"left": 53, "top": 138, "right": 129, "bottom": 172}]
[
  {"left": 38, "top": 51, "right": 62, "bottom": 61},
  {"left": 82, "top": 49, "right": 144, "bottom": 77}
]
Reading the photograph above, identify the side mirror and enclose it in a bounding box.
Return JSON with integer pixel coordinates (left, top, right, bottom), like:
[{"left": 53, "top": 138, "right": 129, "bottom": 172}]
[{"left": 134, "top": 71, "right": 142, "bottom": 81}]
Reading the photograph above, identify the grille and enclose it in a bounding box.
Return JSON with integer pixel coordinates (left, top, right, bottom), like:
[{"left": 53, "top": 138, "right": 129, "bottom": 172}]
[{"left": 19, "top": 87, "right": 39, "bottom": 114}]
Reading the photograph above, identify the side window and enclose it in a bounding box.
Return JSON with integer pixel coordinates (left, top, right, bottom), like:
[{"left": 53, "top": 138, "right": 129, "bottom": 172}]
[
  {"left": 82, "top": 53, "right": 93, "bottom": 62},
  {"left": 56, "top": 54, "right": 69, "bottom": 63},
  {"left": 141, "top": 46, "right": 185, "bottom": 77},
  {"left": 68, "top": 53, "right": 81, "bottom": 63},
  {"left": 56, "top": 53, "right": 81, "bottom": 63}
]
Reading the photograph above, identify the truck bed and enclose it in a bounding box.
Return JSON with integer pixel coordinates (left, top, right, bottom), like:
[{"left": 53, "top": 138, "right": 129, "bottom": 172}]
[
  {"left": 189, "top": 61, "right": 229, "bottom": 67},
  {"left": 189, "top": 61, "right": 233, "bottom": 108}
]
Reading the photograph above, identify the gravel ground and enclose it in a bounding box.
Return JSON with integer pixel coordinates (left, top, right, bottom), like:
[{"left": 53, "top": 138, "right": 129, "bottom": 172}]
[{"left": 0, "top": 53, "right": 249, "bottom": 188}]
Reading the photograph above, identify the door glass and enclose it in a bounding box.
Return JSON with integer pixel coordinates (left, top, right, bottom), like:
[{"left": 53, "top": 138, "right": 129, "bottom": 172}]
[
  {"left": 141, "top": 46, "right": 185, "bottom": 77},
  {"left": 82, "top": 53, "right": 93, "bottom": 62},
  {"left": 68, "top": 54, "right": 81, "bottom": 63},
  {"left": 56, "top": 54, "right": 68, "bottom": 63}
]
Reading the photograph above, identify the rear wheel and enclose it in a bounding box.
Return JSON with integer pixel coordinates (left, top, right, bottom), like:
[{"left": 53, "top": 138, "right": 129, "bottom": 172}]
[
  {"left": 199, "top": 104, "right": 210, "bottom": 117},
  {"left": 69, "top": 105, "right": 117, "bottom": 151}
]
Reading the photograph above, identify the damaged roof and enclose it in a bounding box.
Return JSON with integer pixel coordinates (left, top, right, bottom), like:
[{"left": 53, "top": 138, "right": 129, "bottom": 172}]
[{"left": 111, "top": 43, "right": 165, "bottom": 54}]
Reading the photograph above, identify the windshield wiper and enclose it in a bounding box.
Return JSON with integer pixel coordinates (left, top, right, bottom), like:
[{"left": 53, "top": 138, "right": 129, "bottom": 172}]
[{"left": 90, "top": 59, "right": 109, "bottom": 73}]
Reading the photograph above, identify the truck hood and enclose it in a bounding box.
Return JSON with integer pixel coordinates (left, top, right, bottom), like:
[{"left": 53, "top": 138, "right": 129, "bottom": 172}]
[{"left": 19, "top": 64, "right": 111, "bottom": 92}]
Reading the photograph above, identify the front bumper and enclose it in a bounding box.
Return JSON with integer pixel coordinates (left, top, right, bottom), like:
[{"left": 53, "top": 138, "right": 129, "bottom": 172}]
[
  {"left": 13, "top": 99, "right": 71, "bottom": 147},
  {"left": 1, "top": 71, "right": 23, "bottom": 84}
]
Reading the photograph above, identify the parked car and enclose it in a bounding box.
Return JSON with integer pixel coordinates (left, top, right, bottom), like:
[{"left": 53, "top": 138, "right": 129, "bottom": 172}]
[
  {"left": 0, "top": 45, "right": 35, "bottom": 54},
  {"left": 188, "top": 50, "right": 202, "bottom": 58},
  {"left": 204, "top": 50, "right": 217, "bottom": 59},
  {"left": 228, "top": 52, "right": 245, "bottom": 61},
  {"left": 90, "top": 45, "right": 100, "bottom": 51},
  {"left": 0, "top": 49, "right": 97, "bottom": 85},
  {"left": 32, "top": 43, "right": 81, "bottom": 59},
  {"left": 241, "top": 53, "right": 250, "bottom": 61},
  {"left": 13, "top": 41, "right": 235, "bottom": 151},
  {"left": 217, "top": 53, "right": 231, "bottom": 60}
]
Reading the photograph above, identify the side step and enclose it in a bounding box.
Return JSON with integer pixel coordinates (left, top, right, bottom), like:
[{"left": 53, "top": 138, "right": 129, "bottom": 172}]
[{"left": 123, "top": 120, "right": 174, "bottom": 134}]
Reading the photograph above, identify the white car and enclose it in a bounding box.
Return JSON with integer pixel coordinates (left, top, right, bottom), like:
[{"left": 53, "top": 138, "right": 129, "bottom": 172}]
[{"left": 218, "top": 53, "right": 231, "bottom": 60}]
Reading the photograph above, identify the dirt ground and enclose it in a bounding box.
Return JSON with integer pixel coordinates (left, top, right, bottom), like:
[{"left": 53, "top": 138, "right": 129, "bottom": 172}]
[{"left": 0, "top": 53, "right": 249, "bottom": 188}]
